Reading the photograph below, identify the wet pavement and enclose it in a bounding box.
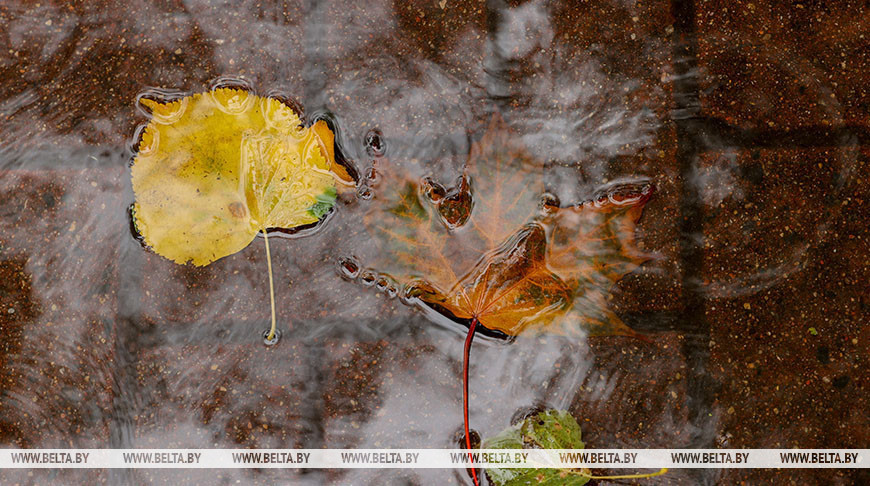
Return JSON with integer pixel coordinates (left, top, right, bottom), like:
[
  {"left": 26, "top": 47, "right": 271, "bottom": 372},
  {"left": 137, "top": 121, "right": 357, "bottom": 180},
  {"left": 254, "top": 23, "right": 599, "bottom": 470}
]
[{"left": 1, "top": 0, "right": 868, "bottom": 484}]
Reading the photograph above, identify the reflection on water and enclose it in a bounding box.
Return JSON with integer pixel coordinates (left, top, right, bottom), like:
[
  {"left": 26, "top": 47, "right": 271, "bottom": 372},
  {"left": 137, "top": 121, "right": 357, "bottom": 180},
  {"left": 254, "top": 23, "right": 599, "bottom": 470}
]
[{"left": 1, "top": 0, "right": 866, "bottom": 484}]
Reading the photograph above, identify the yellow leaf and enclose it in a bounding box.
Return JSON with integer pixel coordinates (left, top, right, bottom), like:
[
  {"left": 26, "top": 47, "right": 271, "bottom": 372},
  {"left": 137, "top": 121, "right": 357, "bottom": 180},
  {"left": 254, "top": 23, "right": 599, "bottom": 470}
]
[{"left": 131, "top": 88, "right": 351, "bottom": 266}]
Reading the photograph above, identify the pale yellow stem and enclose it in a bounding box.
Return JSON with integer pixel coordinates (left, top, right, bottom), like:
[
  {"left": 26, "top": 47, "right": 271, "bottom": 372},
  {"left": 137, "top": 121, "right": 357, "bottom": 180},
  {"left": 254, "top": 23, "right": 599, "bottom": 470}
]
[
  {"left": 263, "top": 229, "right": 277, "bottom": 341},
  {"left": 577, "top": 467, "right": 669, "bottom": 480}
]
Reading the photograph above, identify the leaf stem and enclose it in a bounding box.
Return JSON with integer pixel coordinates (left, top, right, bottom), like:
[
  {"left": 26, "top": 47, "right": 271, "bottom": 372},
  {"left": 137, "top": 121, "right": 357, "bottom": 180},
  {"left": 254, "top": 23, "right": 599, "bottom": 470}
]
[
  {"left": 577, "top": 467, "right": 669, "bottom": 480},
  {"left": 263, "top": 229, "right": 277, "bottom": 341},
  {"left": 463, "top": 317, "right": 479, "bottom": 486}
]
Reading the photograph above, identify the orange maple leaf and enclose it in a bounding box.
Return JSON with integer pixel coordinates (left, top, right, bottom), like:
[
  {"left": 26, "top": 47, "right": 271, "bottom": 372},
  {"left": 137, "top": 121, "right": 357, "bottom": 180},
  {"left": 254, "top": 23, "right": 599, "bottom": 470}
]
[{"left": 354, "top": 115, "right": 653, "bottom": 338}]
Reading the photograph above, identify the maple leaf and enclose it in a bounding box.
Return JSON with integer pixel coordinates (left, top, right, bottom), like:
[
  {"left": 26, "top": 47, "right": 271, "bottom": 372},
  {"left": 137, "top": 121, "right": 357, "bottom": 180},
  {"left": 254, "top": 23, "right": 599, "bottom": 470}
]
[
  {"left": 351, "top": 115, "right": 653, "bottom": 486},
  {"left": 356, "top": 115, "right": 653, "bottom": 338},
  {"left": 130, "top": 87, "right": 353, "bottom": 340}
]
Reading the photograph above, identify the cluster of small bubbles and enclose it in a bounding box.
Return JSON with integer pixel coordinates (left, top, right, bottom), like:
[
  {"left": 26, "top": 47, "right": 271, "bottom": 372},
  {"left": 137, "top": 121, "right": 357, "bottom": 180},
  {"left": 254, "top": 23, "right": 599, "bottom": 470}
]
[
  {"left": 344, "top": 264, "right": 400, "bottom": 299},
  {"left": 374, "top": 276, "right": 398, "bottom": 298},
  {"left": 364, "top": 128, "right": 385, "bottom": 157},
  {"left": 337, "top": 256, "right": 361, "bottom": 279},
  {"left": 262, "top": 328, "right": 282, "bottom": 346}
]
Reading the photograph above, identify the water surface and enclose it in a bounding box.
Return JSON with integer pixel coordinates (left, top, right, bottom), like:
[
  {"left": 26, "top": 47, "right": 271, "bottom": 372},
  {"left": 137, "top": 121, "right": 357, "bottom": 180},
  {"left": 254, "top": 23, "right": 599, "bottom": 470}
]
[{"left": 1, "top": 1, "right": 867, "bottom": 485}]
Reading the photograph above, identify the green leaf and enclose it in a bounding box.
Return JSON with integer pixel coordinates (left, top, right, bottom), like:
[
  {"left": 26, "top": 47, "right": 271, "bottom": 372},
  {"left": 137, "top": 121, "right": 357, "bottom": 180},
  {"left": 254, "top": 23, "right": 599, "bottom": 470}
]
[
  {"left": 482, "top": 410, "right": 590, "bottom": 486},
  {"left": 308, "top": 186, "right": 338, "bottom": 220}
]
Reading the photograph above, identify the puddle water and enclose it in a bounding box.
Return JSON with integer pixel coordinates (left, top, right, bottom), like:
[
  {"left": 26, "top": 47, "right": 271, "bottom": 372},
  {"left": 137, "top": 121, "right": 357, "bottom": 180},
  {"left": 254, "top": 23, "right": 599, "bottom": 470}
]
[{"left": 2, "top": 1, "right": 867, "bottom": 485}]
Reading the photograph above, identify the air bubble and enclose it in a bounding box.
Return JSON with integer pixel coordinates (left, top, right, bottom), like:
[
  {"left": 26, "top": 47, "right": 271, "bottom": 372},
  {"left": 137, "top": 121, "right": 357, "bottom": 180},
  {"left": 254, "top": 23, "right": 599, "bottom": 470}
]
[
  {"left": 359, "top": 270, "right": 376, "bottom": 286},
  {"left": 509, "top": 404, "right": 548, "bottom": 426},
  {"left": 263, "top": 89, "right": 304, "bottom": 118},
  {"left": 263, "top": 328, "right": 282, "bottom": 346},
  {"left": 261, "top": 95, "right": 301, "bottom": 133},
  {"left": 366, "top": 166, "right": 378, "bottom": 183},
  {"left": 129, "top": 124, "right": 152, "bottom": 158},
  {"left": 454, "top": 428, "right": 481, "bottom": 449},
  {"left": 402, "top": 283, "right": 419, "bottom": 298},
  {"left": 209, "top": 76, "right": 255, "bottom": 94},
  {"left": 135, "top": 88, "right": 189, "bottom": 121},
  {"left": 385, "top": 285, "right": 398, "bottom": 299},
  {"left": 595, "top": 180, "right": 653, "bottom": 206},
  {"left": 422, "top": 177, "right": 445, "bottom": 202},
  {"left": 400, "top": 284, "right": 419, "bottom": 303},
  {"left": 400, "top": 281, "right": 434, "bottom": 305},
  {"left": 357, "top": 185, "right": 373, "bottom": 200},
  {"left": 208, "top": 78, "right": 255, "bottom": 114},
  {"left": 433, "top": 174, "right": 472, "bottom": 228},
  {"left": 364, "top": 129, "right": 385, "bottom": 157},
  {"left": 539, "top": 193, "right": 560, "bottom": 213},
  {"left": 338, "top": 257, "right": 361, "bottom": 279}
]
